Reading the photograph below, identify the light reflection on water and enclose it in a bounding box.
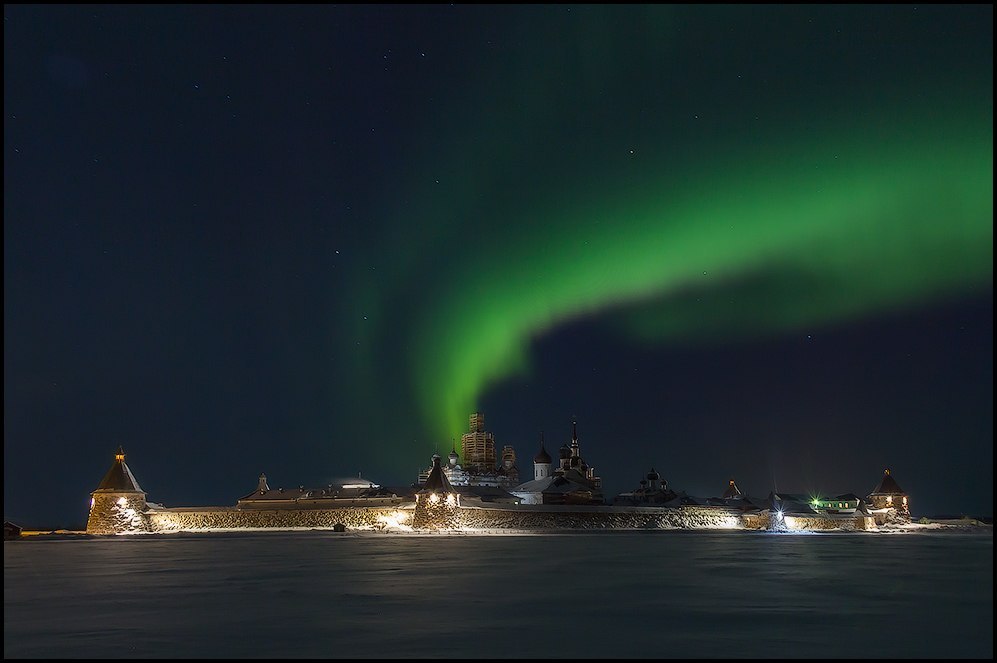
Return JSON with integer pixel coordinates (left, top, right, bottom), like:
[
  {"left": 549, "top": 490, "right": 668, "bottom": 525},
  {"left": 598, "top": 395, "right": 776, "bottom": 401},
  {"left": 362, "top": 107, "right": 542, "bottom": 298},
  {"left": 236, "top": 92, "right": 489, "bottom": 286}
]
[{"left": 4, "top": 530, "right": 992, "bottom": 658}]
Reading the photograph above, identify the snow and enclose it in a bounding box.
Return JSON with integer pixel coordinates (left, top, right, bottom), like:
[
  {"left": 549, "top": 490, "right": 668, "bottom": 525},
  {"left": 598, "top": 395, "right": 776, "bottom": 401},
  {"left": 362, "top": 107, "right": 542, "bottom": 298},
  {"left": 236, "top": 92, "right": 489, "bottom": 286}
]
[{"left": 4, "top": 529, "right": 992, "bottom": 658}]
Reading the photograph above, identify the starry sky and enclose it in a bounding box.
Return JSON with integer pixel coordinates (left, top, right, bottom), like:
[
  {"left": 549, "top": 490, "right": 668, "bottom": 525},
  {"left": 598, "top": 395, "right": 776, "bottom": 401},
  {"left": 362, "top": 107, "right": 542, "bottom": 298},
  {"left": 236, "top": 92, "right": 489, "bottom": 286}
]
[{"left": 4, "top": 4, "right": 992, "bottom": 527}]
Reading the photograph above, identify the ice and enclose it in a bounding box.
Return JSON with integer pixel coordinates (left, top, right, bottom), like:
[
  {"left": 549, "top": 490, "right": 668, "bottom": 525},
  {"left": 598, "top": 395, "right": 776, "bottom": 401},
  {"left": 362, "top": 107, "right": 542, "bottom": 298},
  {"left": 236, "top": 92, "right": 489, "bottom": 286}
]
[{"left": 3, "top": 530, "right": 992, "bottom": 658}]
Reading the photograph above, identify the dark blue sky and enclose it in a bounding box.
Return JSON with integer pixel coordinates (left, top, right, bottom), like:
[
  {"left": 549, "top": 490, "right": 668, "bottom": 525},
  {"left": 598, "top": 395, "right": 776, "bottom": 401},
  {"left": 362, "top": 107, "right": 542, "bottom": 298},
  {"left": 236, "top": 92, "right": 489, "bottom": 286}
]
[{"left": 4, "top": 5, "right": 992, "bottom": 527}]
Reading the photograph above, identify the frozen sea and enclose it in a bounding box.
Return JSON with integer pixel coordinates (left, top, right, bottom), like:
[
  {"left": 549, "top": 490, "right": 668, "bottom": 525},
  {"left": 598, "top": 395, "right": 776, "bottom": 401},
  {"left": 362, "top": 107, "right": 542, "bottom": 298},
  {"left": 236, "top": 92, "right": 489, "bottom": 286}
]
[{"left": 4, "top": 529, "right": 993, "bottom": 659}]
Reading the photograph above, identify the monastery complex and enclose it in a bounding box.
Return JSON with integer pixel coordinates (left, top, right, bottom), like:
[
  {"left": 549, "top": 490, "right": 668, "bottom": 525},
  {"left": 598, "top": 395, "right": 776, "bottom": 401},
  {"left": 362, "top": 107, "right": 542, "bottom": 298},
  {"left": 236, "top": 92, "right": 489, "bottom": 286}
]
[{"left": 85, "top": 413, "right": 911, "bottom": 535}]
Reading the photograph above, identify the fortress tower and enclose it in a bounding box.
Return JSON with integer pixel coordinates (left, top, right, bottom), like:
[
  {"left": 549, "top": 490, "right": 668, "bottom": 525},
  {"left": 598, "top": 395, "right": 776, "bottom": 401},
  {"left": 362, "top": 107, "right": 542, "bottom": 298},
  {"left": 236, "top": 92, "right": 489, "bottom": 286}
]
[
  {"left": 86, "top": 446, "right": 151, "bottom": 535},
  {"left": 413, "top": 454, "right": 461, "bottom": 530},
  {"left": 867, "top": 468, "right": 910, "bottom": 519}
]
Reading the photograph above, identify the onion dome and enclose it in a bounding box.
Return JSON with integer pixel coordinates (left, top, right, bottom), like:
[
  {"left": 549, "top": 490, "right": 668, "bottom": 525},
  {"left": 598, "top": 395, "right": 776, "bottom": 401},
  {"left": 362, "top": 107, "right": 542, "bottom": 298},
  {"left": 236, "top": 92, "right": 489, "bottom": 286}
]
[
  {"left": 534, "top": 447, "right": 552, "bottom": 464},
  {"left": 448, "top": 448, "right": 459, "bottom": 466},
  {"left": 647, "top": 468, "right": 660, "bottom": 482},
  {"left": 559, "top": 444, "right": 571, "bottom": 459},
  {"left": 533, "top": 432, "right": 552, "bottom": 464}
]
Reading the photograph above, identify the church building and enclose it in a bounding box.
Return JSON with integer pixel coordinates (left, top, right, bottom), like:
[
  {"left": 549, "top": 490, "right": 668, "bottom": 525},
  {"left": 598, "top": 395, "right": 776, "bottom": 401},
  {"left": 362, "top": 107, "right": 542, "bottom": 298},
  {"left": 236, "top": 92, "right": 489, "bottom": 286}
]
[{"left": 511, "top": 424, "right": 604, "bottom": 505}]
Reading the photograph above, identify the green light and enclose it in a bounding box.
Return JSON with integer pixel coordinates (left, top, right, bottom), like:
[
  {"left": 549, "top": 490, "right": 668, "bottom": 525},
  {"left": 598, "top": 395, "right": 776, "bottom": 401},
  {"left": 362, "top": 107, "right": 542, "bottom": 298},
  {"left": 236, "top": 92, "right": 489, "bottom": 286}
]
[
  {"left": 339, "top": 25, "right": 992, "bottom": 454},
  {"left": 405, "top": 109, "right": 992, "bottom": 444}
]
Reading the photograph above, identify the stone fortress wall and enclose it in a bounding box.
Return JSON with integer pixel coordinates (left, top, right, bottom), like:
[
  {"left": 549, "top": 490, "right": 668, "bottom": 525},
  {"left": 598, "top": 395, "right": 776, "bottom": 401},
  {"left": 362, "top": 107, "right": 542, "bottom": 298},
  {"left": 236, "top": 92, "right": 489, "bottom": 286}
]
[
  {"left": 455, "top": 504, "right": 746, "bottom": 530},
  {"left": 146, "top": 505, "right": 413, "bottom": 532},
  {"left": 87, "top": 497, "right": 875, "bottom": 534}
]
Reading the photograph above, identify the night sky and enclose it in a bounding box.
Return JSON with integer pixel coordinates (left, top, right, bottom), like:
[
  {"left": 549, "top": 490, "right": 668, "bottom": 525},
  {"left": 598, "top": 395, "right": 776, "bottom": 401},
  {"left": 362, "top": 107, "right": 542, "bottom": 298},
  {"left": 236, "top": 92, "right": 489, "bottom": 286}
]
[{"left": 4, "top": 5, "right": 992, "bottom": 528}]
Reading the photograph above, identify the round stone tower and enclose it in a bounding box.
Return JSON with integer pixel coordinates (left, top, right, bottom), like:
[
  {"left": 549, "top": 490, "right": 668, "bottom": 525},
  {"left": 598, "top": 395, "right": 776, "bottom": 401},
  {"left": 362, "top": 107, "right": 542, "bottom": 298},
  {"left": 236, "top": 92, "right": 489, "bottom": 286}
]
[
  {"left": 86, "top": 446, "right": 151, "bottom": 535},
  {"left": 413, "top": 454, "right": 460, "bottom": 530},
  {"left": 866, "top": 468, "right": 910, "bottom": 523}
]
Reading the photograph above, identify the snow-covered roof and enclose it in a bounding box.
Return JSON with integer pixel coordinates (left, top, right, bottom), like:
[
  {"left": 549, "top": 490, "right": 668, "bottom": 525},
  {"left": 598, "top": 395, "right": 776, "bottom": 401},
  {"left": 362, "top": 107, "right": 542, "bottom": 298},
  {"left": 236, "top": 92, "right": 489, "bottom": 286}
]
[
  {"left": 238, "top": 486, "right": 309, "bottom": 502},
  {"left": 512, "top": 476, "right": 560, "bottom": 493},
  {"left": 327, "top": 477, "right": 381, "bottom": 490},
  {"left": 237, "top": 484, "right": 400, "bottom": 504},
  {"left": 770, "top": 494, "right": 819, "bottom": 514},
  {"left": 512, "top": 475, "right": 593, "bottom": 495},
  {"left": 457, "top": 485, "right": 520, "bottom": 503}
]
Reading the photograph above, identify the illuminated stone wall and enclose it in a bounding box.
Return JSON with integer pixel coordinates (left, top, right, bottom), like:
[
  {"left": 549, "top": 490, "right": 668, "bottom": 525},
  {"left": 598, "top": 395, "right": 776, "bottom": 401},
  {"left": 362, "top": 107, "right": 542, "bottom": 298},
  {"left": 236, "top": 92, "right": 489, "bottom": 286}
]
[
  {"left": 871, "top": 508, "right": 911, "bottom": 526},
  {"left": 747, "top": 511, "right": 877, "bottom": 531},
  {"left": 87, "top": 500, "right": 877, "bottom": 534},
  {"left": 781, "top": 514, "right": 877, "bottom": 531},
  {"left": 412, "top": 494, "right": 461, "bottom": 529},
  {"left": 146, "top": 506, "right": 413, "bottom": 533},
  {"left": 868, "top": 495, "right": 910, "bottom": 517},
  {"left": 456, "top": 505, "right": 745, "bottom": 530},
  {"left": 86, "top": 493, "right": 151, "bottom": 535},
  {"left": 741, "top": 512, "right": 772, "bottom": 530}
]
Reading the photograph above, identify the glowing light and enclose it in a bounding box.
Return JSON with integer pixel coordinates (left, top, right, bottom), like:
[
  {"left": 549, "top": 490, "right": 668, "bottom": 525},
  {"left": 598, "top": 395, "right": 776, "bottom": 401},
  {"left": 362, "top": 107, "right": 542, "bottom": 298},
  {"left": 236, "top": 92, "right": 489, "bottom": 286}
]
[
  {"left": 90, "top": 497, "right": 95, "bottom": 509},
  {"left": 776, "top": 510, "right": 784, "bottom": 521},
  {"left": 429, "top": 493, "right": 440, "bottom": 503},
  {"left": 333, "top": 10, "right": 992, "bottom": 448},
  {"left": 339, "top": 482, "right": 381, "bottom": 489},
  {"left": 376, "top": 511, "right": 413, "bottom": 530},
  {"left": 394, "top": 105, "right": 994, "bottom": 442},
  {"left": 117, "top": 497, "right": 127, "bottom": 506},
  {"left": 445, "top": 494, "right": 456, "bottom": 507}
]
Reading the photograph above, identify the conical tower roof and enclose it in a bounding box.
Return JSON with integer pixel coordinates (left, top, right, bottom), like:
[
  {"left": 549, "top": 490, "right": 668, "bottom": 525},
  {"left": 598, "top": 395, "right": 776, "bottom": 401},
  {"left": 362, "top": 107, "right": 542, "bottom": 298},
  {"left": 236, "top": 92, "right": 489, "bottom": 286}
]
[
  {"left": 870, "top": 468, "right": 906, "bottom": 496},
  {"left": 94, "top": 446, "right": 144, "bottom": 493},
  {"left": 420, "top": 454, "right": 455, "bottom": 494},
  {"left": 721, "top": 479, "right": 742, "bottom": 499}
]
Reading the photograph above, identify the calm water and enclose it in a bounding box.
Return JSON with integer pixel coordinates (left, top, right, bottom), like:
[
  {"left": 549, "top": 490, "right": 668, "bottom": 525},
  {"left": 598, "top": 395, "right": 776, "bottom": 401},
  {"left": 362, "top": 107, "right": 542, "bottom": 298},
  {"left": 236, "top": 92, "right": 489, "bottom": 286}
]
[{"left": 4, "top": 530, "right": 993, "bottom": 659}]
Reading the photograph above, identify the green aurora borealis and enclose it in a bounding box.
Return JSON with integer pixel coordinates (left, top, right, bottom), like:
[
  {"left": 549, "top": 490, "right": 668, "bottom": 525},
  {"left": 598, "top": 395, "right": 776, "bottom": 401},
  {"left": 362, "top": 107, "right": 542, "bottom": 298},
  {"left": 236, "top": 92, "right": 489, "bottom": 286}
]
[
  {"left": 344, "top": 7, "right": 993, "bottom": 450},
  {"left": 3, "top": 3, "right": 992, "bottom": 523},
  {"left": 413, "top": 113, "right": 992, "bottom": 444}
]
